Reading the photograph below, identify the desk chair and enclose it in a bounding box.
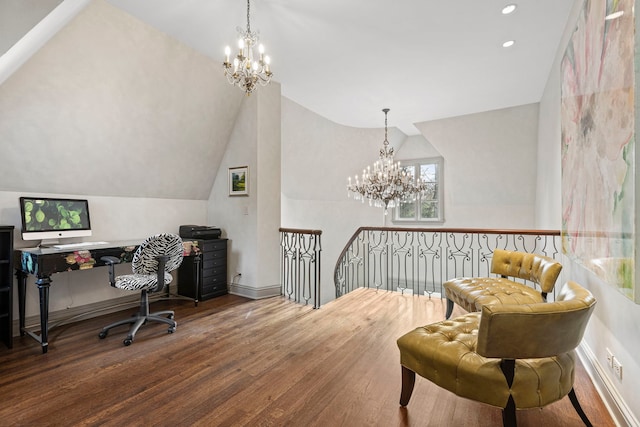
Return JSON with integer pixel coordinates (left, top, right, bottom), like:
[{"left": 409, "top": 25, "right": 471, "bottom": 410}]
[{"left": 98, "top": 233, "right": 184, "bottom": 346}]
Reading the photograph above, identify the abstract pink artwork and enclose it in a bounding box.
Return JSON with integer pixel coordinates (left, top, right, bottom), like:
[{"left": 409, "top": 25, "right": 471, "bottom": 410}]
[{"left": 560, "top": 0, "right": 636, "bottom": 300}]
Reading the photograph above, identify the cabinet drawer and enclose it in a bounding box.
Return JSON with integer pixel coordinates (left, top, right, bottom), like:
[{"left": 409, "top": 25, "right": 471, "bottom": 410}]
[
  {"left": 202, "top": 240, "right": 227, "bottom": 251},
  {"left": 202, "top": 282, "right": 227, "bottom": 294},
  {"left": 203, "top": 265, "right": 225, "bottom": 278},
  {"left": 202, "top": 249, "right": 226, "bottom": 262},
  {"left": 202, "top": 273, "right": 226, "bottom": 286},
  {"left": 202, "top": 256, "right": 225, "bottom": 270},
  {"left": 202, "top": 274, "right": 227, "bottom": 294}
]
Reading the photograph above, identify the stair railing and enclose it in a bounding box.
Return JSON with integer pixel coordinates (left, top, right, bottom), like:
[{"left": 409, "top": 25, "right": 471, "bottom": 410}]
[
  {"left": 334, "top": 227, "right": 561, "bottom": 300},
  {"left": 280, "top": 228, "right": 322, "bottom": 308}
]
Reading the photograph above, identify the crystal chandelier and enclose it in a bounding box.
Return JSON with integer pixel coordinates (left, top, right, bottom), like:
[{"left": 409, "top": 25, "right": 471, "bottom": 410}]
[
  {"left": 223, "top": 0, "right": 272, "bottom": 95},
  {"left": 347, "top": 108, "right": 428, "bottom": 214}
]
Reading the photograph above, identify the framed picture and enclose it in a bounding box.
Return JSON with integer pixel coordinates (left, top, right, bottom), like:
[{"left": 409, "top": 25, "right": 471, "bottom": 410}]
[{"left": 229, "top": 166, "right": 249, "bottom": 196}]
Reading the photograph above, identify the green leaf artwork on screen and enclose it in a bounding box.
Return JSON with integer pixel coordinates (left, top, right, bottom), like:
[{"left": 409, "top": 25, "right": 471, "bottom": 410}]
[{"left": 23, "top": 200, "right": 85, "bottom": 231}]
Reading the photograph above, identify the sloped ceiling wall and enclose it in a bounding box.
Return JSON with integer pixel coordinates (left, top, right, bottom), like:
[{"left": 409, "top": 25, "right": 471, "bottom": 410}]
[
  {"left": 0, "top": 0, "right": 62, "bottom": 55},
  {"left": 0, "top": 0, "right": 244, "bottom": 200}
]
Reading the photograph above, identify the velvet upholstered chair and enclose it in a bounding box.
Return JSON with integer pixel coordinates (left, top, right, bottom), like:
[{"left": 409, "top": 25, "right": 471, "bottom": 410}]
[
  {"left": 397, "top": 281, "right": 597, "bottom": 427},
  {"left": 98, "top": 233, "right": 184, "bottom": 346}
]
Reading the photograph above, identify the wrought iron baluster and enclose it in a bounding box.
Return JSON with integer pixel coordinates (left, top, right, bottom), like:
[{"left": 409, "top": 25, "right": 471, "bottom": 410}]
[
  {"left": 279, "top": 228, "right": 322, "bottom": 308},
  {"left": 334, "top": 227, "right": 561, "bottom": 300}
]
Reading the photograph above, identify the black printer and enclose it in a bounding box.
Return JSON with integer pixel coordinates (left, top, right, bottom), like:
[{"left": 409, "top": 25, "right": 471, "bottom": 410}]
[{"left": 179, "top": 225, "right": 221, "bottom": 239}]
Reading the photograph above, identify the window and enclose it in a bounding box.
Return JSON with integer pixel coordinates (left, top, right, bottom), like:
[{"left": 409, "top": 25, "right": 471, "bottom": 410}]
[{"left": 393, "top": 157, "right": 444, "bottom": 223}]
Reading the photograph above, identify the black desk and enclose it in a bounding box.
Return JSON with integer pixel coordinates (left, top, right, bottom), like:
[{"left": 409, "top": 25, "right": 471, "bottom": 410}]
[{"left": 14, "top": 241, "right": 141, "bottom": 353}]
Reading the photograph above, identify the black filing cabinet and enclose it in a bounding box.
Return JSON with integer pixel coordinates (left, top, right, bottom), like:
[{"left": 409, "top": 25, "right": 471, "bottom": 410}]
[
  {"left": 178, "top": 239, "right": 228, "bottom": 301},
  {"left": 0, "top": 226, "right": 14, "bottom": 349}
]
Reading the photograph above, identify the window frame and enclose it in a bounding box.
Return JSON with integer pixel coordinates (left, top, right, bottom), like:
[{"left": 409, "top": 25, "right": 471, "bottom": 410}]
[{"left": 392, "top": 156, "right": 444, "bottom": 224}]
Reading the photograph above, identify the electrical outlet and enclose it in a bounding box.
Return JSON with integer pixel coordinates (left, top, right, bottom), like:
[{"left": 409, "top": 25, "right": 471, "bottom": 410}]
[
  {"left": 612, "top": 357, "right": 623, "bottom": 380},
  {"left": 606, "top": 348, "right": 614, "bottom": 368}
]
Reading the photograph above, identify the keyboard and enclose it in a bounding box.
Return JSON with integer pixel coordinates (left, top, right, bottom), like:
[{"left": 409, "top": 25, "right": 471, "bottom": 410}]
[{"left": 52, "top": 241, "right": 109, "bottom": 250}]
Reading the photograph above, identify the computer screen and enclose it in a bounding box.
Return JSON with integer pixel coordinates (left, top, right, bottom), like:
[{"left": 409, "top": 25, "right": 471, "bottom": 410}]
[{"left": 19, "top": 197, "right": 92, "bottom": 243}]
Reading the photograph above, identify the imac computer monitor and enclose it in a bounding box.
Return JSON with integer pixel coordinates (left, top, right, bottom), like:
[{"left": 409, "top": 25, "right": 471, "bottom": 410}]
[{"left": 19, "top": 197, "right": 92, "bottom": 244}]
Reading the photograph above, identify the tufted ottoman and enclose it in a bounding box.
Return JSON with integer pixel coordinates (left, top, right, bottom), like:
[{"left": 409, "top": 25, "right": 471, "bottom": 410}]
[
  {"left": 444, "top": 249, "right": 562, "bottom": 319},
  {"left": 397, "top": 281, "right": 597, "bottom": 426}
]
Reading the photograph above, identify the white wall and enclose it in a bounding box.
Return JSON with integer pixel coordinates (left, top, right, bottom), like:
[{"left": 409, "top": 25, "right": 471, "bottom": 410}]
[
  {"left": 0, "top": 0, "right": 62, "bottom": 56},
  {"left": 207, "top": 83, "right": 282, "bottom": 299},
  {"left": 281, "top": 99, "right": 541, "bottom": 304},
  {"left": 537, "top": 0, "right": 640, "bottom": 424},
  {"left": 415, "top": 103, "right": 540, "bottom": 228},
  {"left": 256, "top": 83, "right": 282, "bottom": 293}
]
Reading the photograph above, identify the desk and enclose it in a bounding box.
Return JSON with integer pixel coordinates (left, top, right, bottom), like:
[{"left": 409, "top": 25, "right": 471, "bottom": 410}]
[{"left": 14, "top": 241, "right": 141, "bottom": 353}]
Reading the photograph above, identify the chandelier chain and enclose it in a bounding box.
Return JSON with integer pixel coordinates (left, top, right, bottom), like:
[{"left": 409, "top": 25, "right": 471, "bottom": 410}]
[
  {"left": 383, "top": 108, "right": 389, "bottom": 146},
  {"left": 246, "top": 0, "right": 251, "bottom": 33}
]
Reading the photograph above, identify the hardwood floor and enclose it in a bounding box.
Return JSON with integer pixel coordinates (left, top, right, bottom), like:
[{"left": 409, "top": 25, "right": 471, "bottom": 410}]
[{"left": 0, "top": 288, "right": 615, "bottom": 426}]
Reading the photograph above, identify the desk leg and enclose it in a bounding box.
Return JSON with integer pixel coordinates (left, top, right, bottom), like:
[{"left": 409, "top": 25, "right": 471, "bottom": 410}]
[
  {"left": 15, "top": 270, "right": 27, "bottom": 336},
  {"left": 194, "top": 254, "right": 200, "bottom": 307},
  {"left": 36, "top": 275, "right": 51, "bottom": 354}
]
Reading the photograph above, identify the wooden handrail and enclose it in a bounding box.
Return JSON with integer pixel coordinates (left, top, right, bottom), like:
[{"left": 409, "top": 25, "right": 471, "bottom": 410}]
[
  {"left": 279, "top": 227, "right": 323, "bottom": 235},
  {"left": 353, "top": 226, "right": 560, "bottom": 235}
]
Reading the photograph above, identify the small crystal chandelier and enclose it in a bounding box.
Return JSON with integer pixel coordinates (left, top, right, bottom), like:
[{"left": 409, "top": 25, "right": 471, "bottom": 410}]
[
  {"left": 347, "top": 108, "right": 428, "bottom": 214},
  {"left": 223, "top": 0, "right": 272, "bottom": 95}
]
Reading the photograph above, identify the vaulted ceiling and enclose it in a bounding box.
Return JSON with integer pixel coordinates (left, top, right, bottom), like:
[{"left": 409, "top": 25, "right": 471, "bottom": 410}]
[{"left": 105, "top": 0, "right": 576, "bottom": 134}]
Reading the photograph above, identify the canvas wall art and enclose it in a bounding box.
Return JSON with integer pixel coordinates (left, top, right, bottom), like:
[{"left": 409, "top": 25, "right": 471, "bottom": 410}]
[{"left": 560, "top": 0, "right": 636, "bottom": 301}]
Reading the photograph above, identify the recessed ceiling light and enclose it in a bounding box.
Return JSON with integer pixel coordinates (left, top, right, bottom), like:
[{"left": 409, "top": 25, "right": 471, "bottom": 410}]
[
  {"left": 502, "top": 4, "right": 517, "bottom": 14},
  {"left": 502, "top": 40, "right": 515, "bottom": 48},
  {"left": 605, "top": 11, "right": 624, "bottom": 20}
]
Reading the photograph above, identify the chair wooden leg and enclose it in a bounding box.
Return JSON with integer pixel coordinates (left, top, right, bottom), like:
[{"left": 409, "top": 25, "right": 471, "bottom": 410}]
[
  {"left": 568, "top": 388, "right": 593, "bottom": 427},
  {"left": 502, "top": 397, "right": 517, "bottom": 427},
  {"left": 399, "top": 366, "right": 416, "bottom": 407},
  {"left": 500, "top": 359, "right": 517, "bottom": 427},
  {"left": 445, "top": 298, "right": 454, "bottom": 319}
]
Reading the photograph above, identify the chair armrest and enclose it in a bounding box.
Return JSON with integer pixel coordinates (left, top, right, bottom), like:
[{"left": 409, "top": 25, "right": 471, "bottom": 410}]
[{"left": 100, "top": 256, "right": 121, "bottom": 287}]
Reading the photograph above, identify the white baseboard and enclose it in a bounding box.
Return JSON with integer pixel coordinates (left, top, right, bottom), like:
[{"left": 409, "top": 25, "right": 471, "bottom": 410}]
[
  {"left": 577, "top": 343, "right": 639, "bottom": 427},
  {"left": 228, "top": 283, "right": 281, "bottom": 300}
]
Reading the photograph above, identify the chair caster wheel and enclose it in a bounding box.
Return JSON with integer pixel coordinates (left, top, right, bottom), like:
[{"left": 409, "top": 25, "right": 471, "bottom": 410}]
[
  {"left": 123, "top": 338, "right": 133, "bottom": 346},
  {"left": 168, "top": 327, "right": 175, "bottom": 334},
  {"left": 168, "top": 314, "right": 174, "bottom": 320},
  {"left": 98, "top": 331, "right": 108, "bottom": 339}
]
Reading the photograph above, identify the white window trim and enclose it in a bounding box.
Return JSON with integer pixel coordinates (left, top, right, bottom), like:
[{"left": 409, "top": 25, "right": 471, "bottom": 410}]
[{"left": 392, "top": 156, "right": 444, "bottom": 224}]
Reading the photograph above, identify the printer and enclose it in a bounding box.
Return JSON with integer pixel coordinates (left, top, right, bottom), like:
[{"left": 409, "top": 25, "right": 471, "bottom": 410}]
[{"left": 179, "top": 225, "right": 222, "bottom": 240}]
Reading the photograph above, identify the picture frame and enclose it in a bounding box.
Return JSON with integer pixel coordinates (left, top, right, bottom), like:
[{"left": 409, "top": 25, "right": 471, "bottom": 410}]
[{"left": 229, "top": 166, "right": 249, "bottom": 196}]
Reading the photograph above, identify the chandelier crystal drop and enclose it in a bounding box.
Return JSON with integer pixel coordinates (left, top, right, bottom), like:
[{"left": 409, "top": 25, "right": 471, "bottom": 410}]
[
  {"left": 347, "top": 108, "right": 429, "bottom": 214},
  {"left": 223, "top": 0, "right": 272, "bottom": 95}
]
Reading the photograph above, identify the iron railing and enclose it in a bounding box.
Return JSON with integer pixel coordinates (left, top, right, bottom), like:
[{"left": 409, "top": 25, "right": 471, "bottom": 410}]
[
  {"left": 334, "top": 227, "right": 561, "bottom": 300},
  {"left": 280, "top": 228, "right": 322, "bottom": 308}
]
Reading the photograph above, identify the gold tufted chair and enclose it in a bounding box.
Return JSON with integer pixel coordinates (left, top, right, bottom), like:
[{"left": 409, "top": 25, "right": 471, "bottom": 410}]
[
  {"left": 397, "top": 281, "right": 596, "bottom": 427},
  {"left": 444, "top": 249, "right": 563, "bottom": 319}
]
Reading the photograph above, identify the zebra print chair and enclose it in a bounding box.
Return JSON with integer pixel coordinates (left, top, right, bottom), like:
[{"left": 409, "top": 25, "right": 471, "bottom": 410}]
[{"left": 98, "top": 233, "right": 184, "bottom": 346}]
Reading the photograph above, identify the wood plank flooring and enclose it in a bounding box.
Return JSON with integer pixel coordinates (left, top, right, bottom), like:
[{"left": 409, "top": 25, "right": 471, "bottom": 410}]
[{"left": 0, "top": 288, "right": 615, "bottom": 426}]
